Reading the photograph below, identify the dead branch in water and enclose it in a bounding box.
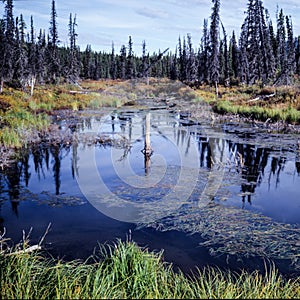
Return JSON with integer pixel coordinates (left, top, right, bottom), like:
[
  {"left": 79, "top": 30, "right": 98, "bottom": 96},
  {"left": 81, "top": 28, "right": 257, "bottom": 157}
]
[
  {"left": 247, "top": 93, "right": 276, "bottom": 103},
  {"left": 7, "top": 245, "right": 42, "bottom": 256},
  {"left": 0, "top": 223, "right": 52, "bottom": 256}
]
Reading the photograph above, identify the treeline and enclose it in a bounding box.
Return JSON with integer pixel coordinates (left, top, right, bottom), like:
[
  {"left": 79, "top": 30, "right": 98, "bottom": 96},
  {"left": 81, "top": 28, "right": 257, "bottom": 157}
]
[{"left": 1, "top": 0, "right": 300, "bottom": 95}]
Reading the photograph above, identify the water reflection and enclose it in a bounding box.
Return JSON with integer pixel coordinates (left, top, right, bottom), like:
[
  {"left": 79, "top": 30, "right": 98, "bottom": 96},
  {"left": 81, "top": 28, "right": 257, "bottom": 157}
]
[
  {"left": 0, "top": 143, "right": 74, "bottom": 220},
  {"left": 0, "top": 111, "right": 300, "bottom": 276},
  {"left": 231, "top": 144, "right": 270, "bottom": 206},
  {"left": 296, "top": 160, "right": 300, "bottom": 175},
  {"left": 195, "top": 132, "right": 300, "bottom": 211},
  {"left": 3, "top": 152, "right": 29, "bottom": 216},
  {"left": 0, "top": 109, "right": 299, "bottom": 228}
]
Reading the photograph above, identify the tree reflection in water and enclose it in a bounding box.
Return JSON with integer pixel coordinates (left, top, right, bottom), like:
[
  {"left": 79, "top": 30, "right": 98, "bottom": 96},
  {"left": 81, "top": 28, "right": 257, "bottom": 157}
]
[
  {"left": 0, "top": 110, "right": 299, "bottom": 273},
  {"left": 195, "top": 133, "right": 299, "bottom": 208},
  {"left": 296, "top": 161, "right": 300, "bottom": 175},
  {"left": 0, "top": 143, "right": 73, "bottom": 217},
  {"left": 1, "top": 111, "right": 299, "bottom": 217}
]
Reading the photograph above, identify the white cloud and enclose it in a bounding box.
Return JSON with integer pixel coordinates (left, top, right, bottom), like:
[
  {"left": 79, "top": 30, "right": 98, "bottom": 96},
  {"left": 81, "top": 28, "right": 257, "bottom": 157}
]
[{"left": 136, "top": 7, "right": 169, "bottom": 19}]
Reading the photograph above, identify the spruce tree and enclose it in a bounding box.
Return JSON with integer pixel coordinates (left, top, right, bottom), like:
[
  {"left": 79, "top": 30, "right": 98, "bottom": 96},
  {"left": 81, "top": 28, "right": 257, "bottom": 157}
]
[
  {"left": 47, "top": 0, "right": 60, "bottom": 83},
  {"left": 198, "top": 18, "right": 210, "bottom": 84},
  {"left": 257, "top": 5, "right": 275, "bottom": 85},
  {"left": 276, "top": 8, "right": 285, "bottom": 73},
  {"left": 274, "top": 8, "right": 295, "bottom": 85},
  {"left": 209, "top": 0, "right": 221, "bottom": 96},
  {"left": 126, "top": 36, "right": 134, "bottom": 79},
  {"left": 238, "top": 32, "right": 249, "bottom": 85},
  {"left": 178, "top": 36, "right": 188, "bottom": 81},
  {"left": 220, "top": 22, "right": 229, "bottom": 86},
  {"left": 187, "top": 33, "right": 197, "bottom": 83},
  {"left": 167, "top": 52, "right": 176, "bottom": 80},
  {"left": 36, "top": 29, "right": 46, "bottom": 84},
  {"left": 228, "top": 31, "right": 239, "bottom": 82},
  {"left": 110, "top": 42, "right": 117, "bottom": 79},
  {"left": 93, "top": 52, "right": 100, "bottom": 80},
  {"left": 82, "top": 44, "right": 93, "bottom": 79},
  {"left": 141, "top": 40, "right": 148, "bottom": 78},
  {"left": 13, "top": 15, "right": 28, "bottom": 88},
  {"left": 170, "top": 46, "right": 179, "bottom": 80},
  {"left": 269, "top": 19, "right": 277, "bottom": 65},
  {"left": 0, "top": 18, "right": 5, "bottom": 93},
  {"left": 286, "top": 15, "right": 295, "bottom": 82},
  {"left": 27, "top": 16, "right": 37, "bottom": 95},
  {"left": 2, "top": 0, "right": 15, "bottom": 90},
  {"left": 239, "top": 0, "right": 275, "bottom": 85},
  {"left": 295, "top": 36, "right": 300, "bottom": 76},
  {"left": 67, "top": 13, "right": 79, "bottom": 84},
  {"left": 119, "top": 44, "right": 126, "bottom": 79}
]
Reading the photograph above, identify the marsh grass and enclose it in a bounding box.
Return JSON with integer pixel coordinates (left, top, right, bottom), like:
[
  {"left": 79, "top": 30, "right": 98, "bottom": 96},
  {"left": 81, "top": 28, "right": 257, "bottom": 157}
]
[
  {"left": 0, "top": 106, "right": 50, "bottom": 147},
  {"left": 0, "top": 127, "right": 23, "bottom": 148},
  {"left": 0, "top": 80, "right": 127, "bottom": 147},
  {"left": 214, "top": 100, "right": 300, "bottom": 123},
  {"left": 2, "top": 79, "right": 300, "bottom": 147},
  {"left": 204, "top": 83, "right": 300, "bottom": 124},
  {"left": 0, "top": 238, "right": 299, "bottom": 299}
]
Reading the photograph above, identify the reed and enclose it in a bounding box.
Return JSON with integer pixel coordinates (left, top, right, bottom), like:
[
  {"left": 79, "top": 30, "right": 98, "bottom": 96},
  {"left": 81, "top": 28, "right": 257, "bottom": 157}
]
[{"left": 0, "top": 239, "right": 299, "bottom": 299}]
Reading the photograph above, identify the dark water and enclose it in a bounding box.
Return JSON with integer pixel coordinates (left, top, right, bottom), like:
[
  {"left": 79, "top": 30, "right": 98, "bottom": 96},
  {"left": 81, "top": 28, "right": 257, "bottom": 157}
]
[{"left": 0, "top": 108, "right": 299, "bottom": 277}]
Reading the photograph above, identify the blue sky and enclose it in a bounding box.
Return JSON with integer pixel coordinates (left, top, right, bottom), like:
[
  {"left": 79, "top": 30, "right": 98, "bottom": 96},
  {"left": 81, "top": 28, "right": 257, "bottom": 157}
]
[{"left": 3, "top": 0, "right": 300, "bottom": 55}]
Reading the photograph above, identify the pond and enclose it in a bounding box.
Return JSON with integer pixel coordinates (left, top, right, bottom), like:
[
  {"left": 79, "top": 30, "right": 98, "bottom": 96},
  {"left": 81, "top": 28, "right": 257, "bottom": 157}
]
[{"left": 0, "top": 106, "right": 299, "bottom": 277}]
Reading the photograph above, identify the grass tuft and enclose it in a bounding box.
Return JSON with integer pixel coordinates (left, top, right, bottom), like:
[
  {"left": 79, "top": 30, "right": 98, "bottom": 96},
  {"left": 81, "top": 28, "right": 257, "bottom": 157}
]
[{"left": 0, "top": 239, "right": 299, "bottom": 299}]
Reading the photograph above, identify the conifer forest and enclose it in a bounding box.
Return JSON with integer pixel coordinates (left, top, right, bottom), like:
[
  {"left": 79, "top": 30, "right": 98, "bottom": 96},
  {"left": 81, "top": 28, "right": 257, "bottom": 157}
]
[{"left": 1, "top": 0, "right": 300, "bottom": 93}]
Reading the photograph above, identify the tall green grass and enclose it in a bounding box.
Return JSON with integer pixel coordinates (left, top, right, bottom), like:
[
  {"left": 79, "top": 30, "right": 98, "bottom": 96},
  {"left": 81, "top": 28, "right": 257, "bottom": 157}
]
[{"left": 0, "top": 239, "right": 299, "bottom": 299}]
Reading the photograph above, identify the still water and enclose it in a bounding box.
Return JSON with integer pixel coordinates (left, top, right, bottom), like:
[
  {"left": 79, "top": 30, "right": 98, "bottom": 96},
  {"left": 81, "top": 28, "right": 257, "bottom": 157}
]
[{"left": 0, "top": 108, "right": 299, "bottom": 276}]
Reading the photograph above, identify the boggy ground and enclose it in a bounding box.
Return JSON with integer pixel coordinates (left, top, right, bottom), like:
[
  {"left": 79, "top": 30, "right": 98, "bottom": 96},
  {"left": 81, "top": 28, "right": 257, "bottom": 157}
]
[{"left": 1, "top": 77, "right": 300, "bottom": 168}]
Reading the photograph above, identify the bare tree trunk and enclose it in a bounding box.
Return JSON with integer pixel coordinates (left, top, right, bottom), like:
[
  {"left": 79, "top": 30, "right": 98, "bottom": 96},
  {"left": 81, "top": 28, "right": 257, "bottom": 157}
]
[
  {"left": 144, "top": 113, "right": 151, "bottom": 154},
  {"left": 30, "top": 76, "right": 36, "bottom": 96},
  {"left": 0, "top": 79, "right": 3, "bottom": 94},
  {"left": 143, "top": 112, "right": 152, "bottom": 175},
  {"left": 215, "top": 81, "right": 219, "bottom": 99}
]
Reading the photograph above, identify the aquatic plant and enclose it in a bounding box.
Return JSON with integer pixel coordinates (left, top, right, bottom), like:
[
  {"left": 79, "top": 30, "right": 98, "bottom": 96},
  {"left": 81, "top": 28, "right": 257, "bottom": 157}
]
[{"left": 138, "top": 199, "right": 300, "bottom": 273}]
